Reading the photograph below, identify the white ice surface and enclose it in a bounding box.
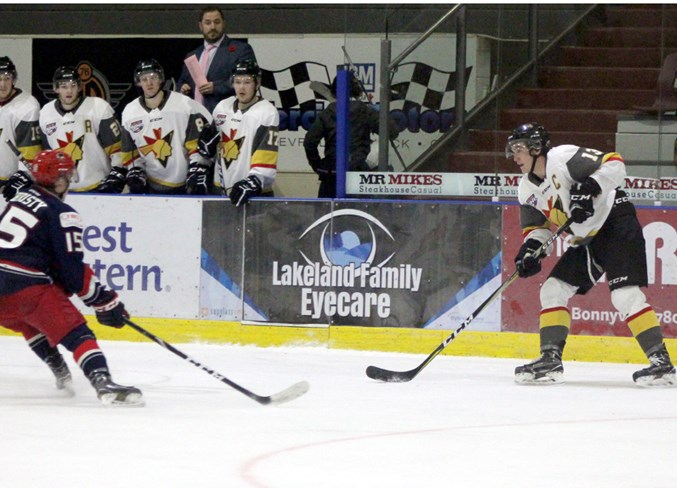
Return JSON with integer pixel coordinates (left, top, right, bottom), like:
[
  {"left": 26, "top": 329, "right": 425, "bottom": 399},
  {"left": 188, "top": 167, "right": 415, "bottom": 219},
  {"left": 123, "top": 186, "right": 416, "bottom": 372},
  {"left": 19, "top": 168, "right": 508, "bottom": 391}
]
[{"left": 1, "top": 335, "right": 676, "bottom": 488}]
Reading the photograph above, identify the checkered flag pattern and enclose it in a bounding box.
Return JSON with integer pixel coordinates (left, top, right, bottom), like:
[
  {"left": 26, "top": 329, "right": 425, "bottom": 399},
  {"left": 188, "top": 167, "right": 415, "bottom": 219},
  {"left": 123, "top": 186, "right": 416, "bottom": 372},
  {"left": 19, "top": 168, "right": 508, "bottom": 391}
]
[
  {"left": 260, "top": 62, "right": 331, "bottom": 110},
  {"left": 391, "top": 62, "right": 471, "bottom": 112}
]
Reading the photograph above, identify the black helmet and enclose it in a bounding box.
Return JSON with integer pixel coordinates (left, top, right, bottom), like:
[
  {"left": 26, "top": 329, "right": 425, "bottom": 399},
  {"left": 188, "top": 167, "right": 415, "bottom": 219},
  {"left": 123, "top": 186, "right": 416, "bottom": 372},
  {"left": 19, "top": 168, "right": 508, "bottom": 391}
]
[
  {"left": 505, "top": 123, "right": 551, "bottom": 158},
  {"left": 134, "top": 59, "right": 165, "bottom": 84},
  {"left": 231, "top": 59, "right": 261, "bottom": 82},
  {"left": 52, "top": 66, "right": 80, "bottom": 87},
  {"left": 0, "top": 56, "right": 17, "bottom": 80}
]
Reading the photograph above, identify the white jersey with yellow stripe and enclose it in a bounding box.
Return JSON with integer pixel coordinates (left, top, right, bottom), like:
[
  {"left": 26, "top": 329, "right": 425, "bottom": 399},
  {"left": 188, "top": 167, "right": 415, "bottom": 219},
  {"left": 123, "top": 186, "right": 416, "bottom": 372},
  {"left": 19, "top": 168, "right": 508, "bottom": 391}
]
[
  {"left": 211, "top": 96, "right": 279, "bottom": 193},
  {"left": 517, "top": 144, "right": 626, "bottom": 245},
  {"left": 0, "top": 89, "right": 40, "bottom": 178},
  {"left": 39, "top": 96, "right": 122, "bottom": 192},
  {"left": 120, "top": 91, "right": 212, "bottom": 192}
]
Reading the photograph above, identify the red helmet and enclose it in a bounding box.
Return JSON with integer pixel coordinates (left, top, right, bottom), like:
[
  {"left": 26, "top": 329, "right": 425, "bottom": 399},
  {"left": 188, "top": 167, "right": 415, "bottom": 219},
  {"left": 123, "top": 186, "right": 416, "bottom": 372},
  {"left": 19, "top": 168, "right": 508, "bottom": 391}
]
[{"left": 30, "top": 150, "right": 75, "bottom": 187}]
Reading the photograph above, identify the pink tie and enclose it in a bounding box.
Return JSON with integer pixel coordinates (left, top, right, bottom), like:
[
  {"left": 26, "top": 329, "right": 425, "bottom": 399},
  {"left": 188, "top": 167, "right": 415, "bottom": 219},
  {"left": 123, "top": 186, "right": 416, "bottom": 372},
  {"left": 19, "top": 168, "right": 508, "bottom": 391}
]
[{"left": 195, "top": 44, "right": 216, "bottom": 106}]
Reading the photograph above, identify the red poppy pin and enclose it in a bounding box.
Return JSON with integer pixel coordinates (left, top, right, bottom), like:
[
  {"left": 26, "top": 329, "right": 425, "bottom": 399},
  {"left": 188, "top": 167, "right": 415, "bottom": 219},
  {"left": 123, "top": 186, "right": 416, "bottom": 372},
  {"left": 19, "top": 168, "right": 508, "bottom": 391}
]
[{"left": 228, "top": 45, "right": 236, "bottom": 52}]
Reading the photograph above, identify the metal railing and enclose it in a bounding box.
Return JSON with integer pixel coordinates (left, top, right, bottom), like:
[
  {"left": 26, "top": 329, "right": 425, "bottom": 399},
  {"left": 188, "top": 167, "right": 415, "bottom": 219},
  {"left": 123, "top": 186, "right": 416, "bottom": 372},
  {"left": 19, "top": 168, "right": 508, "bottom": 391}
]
[{"left": 376, "top": 4, "right": 599, "bottom": 172}]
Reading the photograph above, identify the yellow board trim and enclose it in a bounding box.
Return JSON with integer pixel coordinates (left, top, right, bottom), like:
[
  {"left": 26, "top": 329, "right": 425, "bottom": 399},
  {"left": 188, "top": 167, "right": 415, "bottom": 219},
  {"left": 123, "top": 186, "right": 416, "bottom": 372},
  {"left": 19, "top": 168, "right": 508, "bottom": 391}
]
[{"left": 1, "top": 316, "right": 673, "bottom": 365}]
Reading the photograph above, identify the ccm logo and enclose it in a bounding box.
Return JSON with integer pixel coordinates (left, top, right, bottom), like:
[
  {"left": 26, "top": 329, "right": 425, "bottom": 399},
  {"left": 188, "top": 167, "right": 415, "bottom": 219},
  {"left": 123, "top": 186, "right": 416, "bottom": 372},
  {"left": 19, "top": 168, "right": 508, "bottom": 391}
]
[{"left": 609, "top": 276, "right": 629, "bottom": 285}]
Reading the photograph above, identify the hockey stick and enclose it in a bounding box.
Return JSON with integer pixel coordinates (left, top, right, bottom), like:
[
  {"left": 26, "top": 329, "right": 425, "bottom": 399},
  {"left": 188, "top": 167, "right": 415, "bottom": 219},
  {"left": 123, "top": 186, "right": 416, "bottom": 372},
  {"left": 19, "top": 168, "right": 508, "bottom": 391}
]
[
  {"left": 309, "top": 81, "right": 335, "bottom": 102},
  {"left": 366, "top": 216, "right": 575, "bottom": 383},
  {"left": 123, "top": 318, "right": 310, "bottom": 406},
  {"left": 6, "top": 139, "right": 33, "bottom": 174}
]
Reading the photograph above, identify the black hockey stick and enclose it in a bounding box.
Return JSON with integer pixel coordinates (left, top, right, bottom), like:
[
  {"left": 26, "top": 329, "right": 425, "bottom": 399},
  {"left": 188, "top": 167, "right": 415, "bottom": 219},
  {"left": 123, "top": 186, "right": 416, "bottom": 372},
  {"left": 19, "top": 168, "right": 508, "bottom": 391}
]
[
  {"left": 123, "top": 318, "right": 310, "bottom": 405},
  {"left": 366, "top": 217, "right": 575, "bottom": 383}
]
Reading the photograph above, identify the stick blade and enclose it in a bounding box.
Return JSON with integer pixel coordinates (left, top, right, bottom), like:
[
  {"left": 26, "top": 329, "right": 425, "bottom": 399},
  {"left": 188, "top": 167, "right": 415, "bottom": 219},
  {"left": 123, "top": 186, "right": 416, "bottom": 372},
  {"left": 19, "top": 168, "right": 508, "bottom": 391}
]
[
  {"left": 258, "top": 380, "right": 310, "bottom": 406},
  {"left": 365, "top": 365, "right": 416, "bottom": 383}
]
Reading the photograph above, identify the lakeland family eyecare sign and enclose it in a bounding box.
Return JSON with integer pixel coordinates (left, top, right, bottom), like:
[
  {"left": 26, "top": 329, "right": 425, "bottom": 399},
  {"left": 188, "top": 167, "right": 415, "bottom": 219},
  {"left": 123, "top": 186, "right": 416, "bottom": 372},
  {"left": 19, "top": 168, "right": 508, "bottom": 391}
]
[{"left": 241, "top": 200, "right": 500, "bottom": 328}]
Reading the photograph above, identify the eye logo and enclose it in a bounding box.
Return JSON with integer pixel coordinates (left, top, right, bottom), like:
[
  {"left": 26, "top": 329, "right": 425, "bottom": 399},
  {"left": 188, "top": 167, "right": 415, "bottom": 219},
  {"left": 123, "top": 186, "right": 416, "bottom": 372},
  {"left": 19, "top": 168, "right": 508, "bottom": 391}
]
[{"left": 298, "top": 209, "right": 395, "bottom": 271}]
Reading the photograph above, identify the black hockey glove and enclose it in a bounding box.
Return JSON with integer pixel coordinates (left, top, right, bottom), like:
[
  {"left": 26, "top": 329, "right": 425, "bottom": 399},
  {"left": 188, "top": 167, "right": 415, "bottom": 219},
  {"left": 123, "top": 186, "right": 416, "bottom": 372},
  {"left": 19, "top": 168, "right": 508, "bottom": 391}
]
[
  {"left": 515, "top": 238, "right": 544, "bottom": 278},
  {"left": 90, "top": 289, "right": 129, "bottom": 328},
  {"left": 198, "top": 123, "right": 219, "bottom": 159},
  {"left": 569, "top": 177, "right": 601, "bottom": 224},
  {"left": 2, "top": 170, "right": 32, "bottom": 201},
  {"left": 126, "top": 167, "right": 147, "bottom": 194},
  {"left": 97, "top": 166, "right": 128, "bottom": 194},
  {"left": 230, "top": 175, "right": 262, "bottom": 207},
  {"left": 186, "top": 162, "right": 210, "bottom": 195}
]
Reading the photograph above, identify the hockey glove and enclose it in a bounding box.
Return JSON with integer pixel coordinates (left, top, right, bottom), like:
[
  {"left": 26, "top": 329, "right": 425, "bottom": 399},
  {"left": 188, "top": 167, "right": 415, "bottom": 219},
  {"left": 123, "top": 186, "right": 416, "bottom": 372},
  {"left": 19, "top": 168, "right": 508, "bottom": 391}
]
[
  {"left": 569, "top": 177, "right": 601, "bottom": 224},
  {"left": 186, "top": 163, "right": 210, "bottom": 195},
  {"left": 126, "top": 167, "right": 147, "bottom": 194},
  {"left": 2, "top": 170, "right": 32, "bottom": 201},
  {"left": 97, "top": 166, "right": 128, "bottom": 194},
  {"left": 198, "top": 123, "right": 219, "bottom": 159},
  {"left": 515, "top": 238, "right": 544, "bottom": 278},
  {"left": 90, "top": 289, "right": 129, "bottom": 328},
  {"left": 229, "top": 175, "right": 262, "bottom": 207}
]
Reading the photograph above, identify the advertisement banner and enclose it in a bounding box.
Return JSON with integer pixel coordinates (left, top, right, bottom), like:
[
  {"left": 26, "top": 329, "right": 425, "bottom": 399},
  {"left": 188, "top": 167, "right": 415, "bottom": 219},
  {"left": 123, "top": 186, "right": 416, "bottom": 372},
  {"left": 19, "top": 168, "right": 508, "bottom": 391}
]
[
  {"left": 199, "top": 199, "right": 246, "bottom": 321},
  {"left": 501, "top": 205, "right": 677, "bottom": 338},
  {"left": 242, "top": 200, "right": 501, "bottom": 328},
  {"left": 69, "top": 194, "right": 203, "bottom": 318},
  {"left": 348, "top": 172, "right": 677, "bottom": 202}
]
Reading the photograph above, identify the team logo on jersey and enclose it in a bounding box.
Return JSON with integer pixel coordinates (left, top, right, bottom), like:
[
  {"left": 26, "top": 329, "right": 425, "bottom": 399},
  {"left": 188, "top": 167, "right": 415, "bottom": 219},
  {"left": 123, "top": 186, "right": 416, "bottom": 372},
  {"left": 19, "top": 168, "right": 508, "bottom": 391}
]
[
  {"left": 129, "top": 120, "right": 144, "bottom": 134},
  {"left": 44, "top": 122, "right": 58, "bottom": 137},
  {"left": 220, "top": 128, "right": 243, "bottom": 168},
  {"left": 56, "top": 131, "right": 85, "bottom": 164},
  {"left": 545, "top": 195, "right": 567, "bottom": 226},
  {"left": 140, "top": 128, "right": 174, "bottom": 166}
]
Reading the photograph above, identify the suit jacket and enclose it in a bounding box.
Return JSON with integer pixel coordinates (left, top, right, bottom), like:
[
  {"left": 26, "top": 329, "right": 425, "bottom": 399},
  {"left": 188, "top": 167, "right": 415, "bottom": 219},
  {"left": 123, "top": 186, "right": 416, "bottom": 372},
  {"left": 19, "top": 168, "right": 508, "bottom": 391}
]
[{"left": 177, "top": 35, "right": 256, "bottom": 114}]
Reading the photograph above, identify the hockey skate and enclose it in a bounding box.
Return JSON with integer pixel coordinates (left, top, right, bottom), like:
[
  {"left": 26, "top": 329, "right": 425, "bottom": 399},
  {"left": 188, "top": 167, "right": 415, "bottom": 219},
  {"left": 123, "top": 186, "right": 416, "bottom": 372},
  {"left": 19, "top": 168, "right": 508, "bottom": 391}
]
[
  {"left": 515, "top": 349, "right": 564, "bottom": 384},
  {"left": 45, "top": 351, "right": 74, "bottom": 395},
  {"left": 88, "top": 368, "right": 144, "bottom": 407},
  {"left": 633, "top": 346, "right": 676, "bottom": 387}
]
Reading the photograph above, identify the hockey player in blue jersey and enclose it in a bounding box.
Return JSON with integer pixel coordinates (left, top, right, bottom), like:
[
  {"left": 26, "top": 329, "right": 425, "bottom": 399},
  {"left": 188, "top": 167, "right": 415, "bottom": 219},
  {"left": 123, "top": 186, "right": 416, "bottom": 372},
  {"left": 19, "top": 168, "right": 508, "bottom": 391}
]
[{"left": 0, "top": 149, "right": 143, "bottom": 406}]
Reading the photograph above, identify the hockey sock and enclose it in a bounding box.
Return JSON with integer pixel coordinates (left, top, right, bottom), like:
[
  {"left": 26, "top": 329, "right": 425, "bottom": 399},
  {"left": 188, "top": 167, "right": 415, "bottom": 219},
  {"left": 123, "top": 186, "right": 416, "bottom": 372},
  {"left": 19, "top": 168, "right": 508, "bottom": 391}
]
[
  {"left": 24, "top": 332, "right": 59, "bottom": 362},
  {"left": 60, "top": 324, "right": 109, "bottom": 377},
  {"left": 539, "top": 306, "right": 570, "bottom": 352},
  {"left": 627, "top": 306, "right": 665, "bottom": 356}
]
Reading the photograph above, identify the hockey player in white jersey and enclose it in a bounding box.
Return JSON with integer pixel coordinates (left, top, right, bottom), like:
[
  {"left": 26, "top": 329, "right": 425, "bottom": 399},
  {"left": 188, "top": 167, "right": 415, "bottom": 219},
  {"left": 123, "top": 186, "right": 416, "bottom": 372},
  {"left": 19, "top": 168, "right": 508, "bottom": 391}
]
[
  {"left": 197, "top": 59, "right": 279, "bottom": 206},
  {"left": 0, "top": 56, "right": 42, "bottom": 201},
  {"left": 507, "top": 123, "right": 675, "bottom": 387},
  {"left": 107, "top": 59, "right": 212, "bottom": 194},
  {"left": 39, "top": 66, "right": 122, "bottom": 193}
]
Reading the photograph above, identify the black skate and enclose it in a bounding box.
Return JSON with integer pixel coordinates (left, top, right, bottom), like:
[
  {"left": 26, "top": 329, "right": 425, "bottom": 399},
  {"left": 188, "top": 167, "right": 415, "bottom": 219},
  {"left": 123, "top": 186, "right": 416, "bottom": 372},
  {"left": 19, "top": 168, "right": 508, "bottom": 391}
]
[
  {"left": 45, "top": 351, "right": 74, "bottom": 394},
  {"left": 515, "top": 349, "right": 564, "bottom": 384},
  {"left": 89, "top": 368, "right": 144, "bottom": 407},
  {"left": 633, "top": 346, "right": 676, "bottom": 387}
]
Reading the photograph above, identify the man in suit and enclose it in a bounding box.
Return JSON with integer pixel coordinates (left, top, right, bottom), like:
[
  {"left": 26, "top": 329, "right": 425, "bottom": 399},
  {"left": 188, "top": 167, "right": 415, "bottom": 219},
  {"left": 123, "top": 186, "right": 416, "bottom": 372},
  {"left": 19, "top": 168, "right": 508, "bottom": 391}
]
[{"left": 177, "top": 5, "right": 257, "bottom": 114}]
